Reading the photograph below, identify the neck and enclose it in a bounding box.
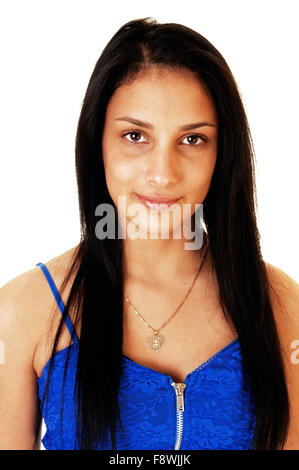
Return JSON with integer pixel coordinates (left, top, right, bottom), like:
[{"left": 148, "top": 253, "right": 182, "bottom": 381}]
[{"left": 122, "top": 233, "right": 210, "bottom": 287}]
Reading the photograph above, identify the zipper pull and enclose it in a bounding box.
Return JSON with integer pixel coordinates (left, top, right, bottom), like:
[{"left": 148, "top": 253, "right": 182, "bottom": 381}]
[{"left": 171, "top": 382, "right": 186, "bottom": 412}]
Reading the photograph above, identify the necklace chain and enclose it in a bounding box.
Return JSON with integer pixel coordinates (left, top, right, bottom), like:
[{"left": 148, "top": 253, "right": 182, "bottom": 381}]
[{"left": 123, "top": 237, "right": 209, "bottom": 351}]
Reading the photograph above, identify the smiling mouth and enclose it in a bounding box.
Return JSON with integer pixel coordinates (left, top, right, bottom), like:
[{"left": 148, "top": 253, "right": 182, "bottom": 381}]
[{"left": 133, "top": 193, "right": 181, "bottom": 211}]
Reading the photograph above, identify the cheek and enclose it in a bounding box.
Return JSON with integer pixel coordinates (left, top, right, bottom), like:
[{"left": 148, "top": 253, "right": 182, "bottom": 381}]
[
  {"left": 104, "top": 151, "right": 137, "bottom": 194},
  {"left": 188, "top": 156, "right": 216, "bottom": 201}
]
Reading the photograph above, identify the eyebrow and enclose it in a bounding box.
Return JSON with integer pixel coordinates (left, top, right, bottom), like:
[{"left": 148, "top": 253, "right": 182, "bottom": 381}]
[{"left": 114, "top": 116, "right": 217, "bottom": 131}]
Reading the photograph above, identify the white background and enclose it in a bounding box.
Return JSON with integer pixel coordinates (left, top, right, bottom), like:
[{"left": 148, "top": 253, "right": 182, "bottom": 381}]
[
  {"left": 0, "top": 0, "right": 298, "bottom": 447},
  {"left": 0, "top": 0, "right": 298, "bottom": 285}
]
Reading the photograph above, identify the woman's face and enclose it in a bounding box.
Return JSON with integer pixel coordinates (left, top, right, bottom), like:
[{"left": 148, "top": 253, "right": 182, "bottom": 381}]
[{"left": 102, "top": 66, "right": 218, "bottom": 239}]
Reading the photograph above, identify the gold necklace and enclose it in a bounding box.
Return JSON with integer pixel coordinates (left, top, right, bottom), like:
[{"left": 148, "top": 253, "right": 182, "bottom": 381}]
[{"left": 123, "top": 239, "right": 209, "bottom": 353}]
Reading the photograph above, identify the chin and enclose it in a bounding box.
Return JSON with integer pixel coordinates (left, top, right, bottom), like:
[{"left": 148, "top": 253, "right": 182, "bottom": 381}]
[{"left": 126, "top": 216, "right": 183, "bottom": 240}]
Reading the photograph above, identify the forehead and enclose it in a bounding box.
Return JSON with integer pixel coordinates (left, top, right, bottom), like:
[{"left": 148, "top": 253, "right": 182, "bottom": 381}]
[{"left": 105, "top": 66, "right": 217, "bottom": 125}]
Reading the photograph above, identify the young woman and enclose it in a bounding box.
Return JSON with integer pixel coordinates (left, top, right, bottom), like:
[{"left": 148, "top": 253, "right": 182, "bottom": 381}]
[{"left": 0, "top": 17, "right": 298, "bottom": 451}]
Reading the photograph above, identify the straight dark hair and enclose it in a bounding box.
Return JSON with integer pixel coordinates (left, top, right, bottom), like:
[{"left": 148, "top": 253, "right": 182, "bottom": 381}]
[{"left": 37, "top": 17, "right": 289, "bottom": 450}]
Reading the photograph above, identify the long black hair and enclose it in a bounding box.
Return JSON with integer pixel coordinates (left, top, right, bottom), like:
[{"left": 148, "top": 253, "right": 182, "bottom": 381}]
[{"left": 37, "top": 17, "right": 289, "bottom": 450}]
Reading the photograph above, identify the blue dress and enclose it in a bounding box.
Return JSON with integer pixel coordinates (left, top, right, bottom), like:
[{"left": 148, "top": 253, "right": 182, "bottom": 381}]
[{"left": 36, "top": 262, "right": 256, "bottom": 450}]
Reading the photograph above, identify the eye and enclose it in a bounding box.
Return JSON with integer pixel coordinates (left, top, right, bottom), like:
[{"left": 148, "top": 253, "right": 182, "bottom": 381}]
[
  {"left": 182, "top": 134, "right": 206, "bottom": 146},
  {"left": 123, "top": 131, "right": 147, "bottom": 144}
]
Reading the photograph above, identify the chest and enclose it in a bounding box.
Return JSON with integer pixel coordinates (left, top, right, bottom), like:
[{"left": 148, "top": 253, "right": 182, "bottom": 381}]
[{"left": 122, "top": 280, "right": 238, "bottom": 383}]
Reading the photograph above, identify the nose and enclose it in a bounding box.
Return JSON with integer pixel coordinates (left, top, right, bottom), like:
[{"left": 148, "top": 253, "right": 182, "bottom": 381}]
[{"left": 145, "top": 146, "right": 179, "bottom": 188}]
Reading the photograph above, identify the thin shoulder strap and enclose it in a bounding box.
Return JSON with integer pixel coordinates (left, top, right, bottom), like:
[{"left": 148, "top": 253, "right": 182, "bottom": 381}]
[{"left": 36, "top": 262, "right": 79, "bottom": 344}]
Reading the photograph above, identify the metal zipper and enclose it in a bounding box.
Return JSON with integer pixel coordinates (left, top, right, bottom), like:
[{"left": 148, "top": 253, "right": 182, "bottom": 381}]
[
  {"left": 169, "top": 341, "right": 238, "bottom": 450},
  {"left": 171, "top": 382, "right": 186, "bottom": 450}
]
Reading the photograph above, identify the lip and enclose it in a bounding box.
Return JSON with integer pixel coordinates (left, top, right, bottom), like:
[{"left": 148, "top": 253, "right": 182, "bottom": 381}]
[{"left": 134, "top": 192, "right": 181, "bottom": 211}]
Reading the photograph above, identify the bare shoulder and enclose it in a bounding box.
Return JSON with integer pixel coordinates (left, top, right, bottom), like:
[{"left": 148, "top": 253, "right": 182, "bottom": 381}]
[
  {"left": 0, "top": 245, "right": 80, "bottom": 374},
  {"left": 265, "top": 261, "right": 299, "bottom": 449},
  {"left": 0, "top": 245, "right": 79, "bottom": 319},
  {"left": 34, "top": 244, "right": 79, "bottom": 280},
  {"left": 264, "top": 261, "right": 299, "bottom": 327},
  {"left": 264, "top": 260, "right": 299, "bottom": 357}
]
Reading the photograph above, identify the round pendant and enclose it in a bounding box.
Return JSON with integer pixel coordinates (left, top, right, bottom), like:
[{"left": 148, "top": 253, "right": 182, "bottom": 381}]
[{"left": 147, "top": 333, "right": 165, "bottom": 352}]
